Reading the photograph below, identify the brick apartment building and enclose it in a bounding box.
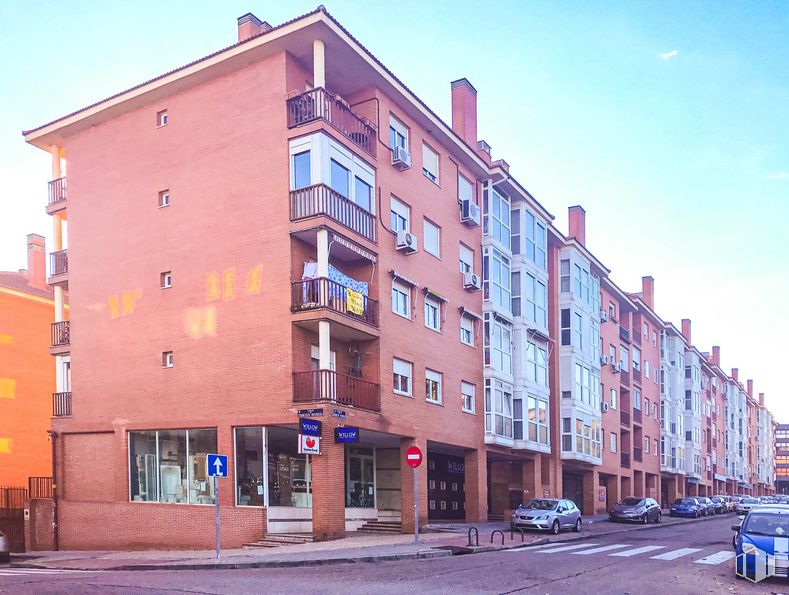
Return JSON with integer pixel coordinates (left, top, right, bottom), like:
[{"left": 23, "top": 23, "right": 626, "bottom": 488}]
[{"left": 22, "top": 7, "right": 775, "bottom": 549}]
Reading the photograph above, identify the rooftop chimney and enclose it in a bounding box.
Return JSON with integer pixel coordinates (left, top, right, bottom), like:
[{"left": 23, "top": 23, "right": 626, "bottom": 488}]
[
  {"left": 732, "top": 368, "right": 739, "bottom": 382},
  {"left": 759, "top": 392, "right": 765, "bottom": 407},
  {"left": 568, "top": 205, "right": 586, "bottom": 246},
  {"left": 681, "top": 319, "right": 692, "bottom": 345},
  {"left": 747, "top": 379, "right": 753, "bottom": 397},
  {"left": 641, "top": 276, "right": 654, "bottom": 309},
  {"left": 476, "top": 140, "right": 492, "bottom": 165},
  {"left": 26, "top": 234, "right": 46, "bottom": 291},
  {"left": 451, "top": 79, "right": 478, "bottom": 148},
  {"left": 712, "top": 345, "right": 720, "bottom": 366},
  {"left": 237, "top": 13, "right": 271, "bottom": 42}
]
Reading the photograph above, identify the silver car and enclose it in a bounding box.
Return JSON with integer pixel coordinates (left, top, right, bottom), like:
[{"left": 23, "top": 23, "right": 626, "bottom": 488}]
[
  {"left": 511, "top": 498, "right": 582, "bottom": 535},
  {"left": 0, "top": 529, "right": 9, "bottom": 563}
]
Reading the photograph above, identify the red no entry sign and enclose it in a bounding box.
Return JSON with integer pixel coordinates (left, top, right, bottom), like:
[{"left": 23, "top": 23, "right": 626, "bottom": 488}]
[{"left": 405, "top": 445, "right": 423, "bottom": 468}]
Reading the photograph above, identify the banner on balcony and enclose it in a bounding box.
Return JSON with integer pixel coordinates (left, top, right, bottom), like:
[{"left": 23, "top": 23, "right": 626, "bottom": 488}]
[{"left": 346, "top": 289, "right": 365, "bottom": 315}]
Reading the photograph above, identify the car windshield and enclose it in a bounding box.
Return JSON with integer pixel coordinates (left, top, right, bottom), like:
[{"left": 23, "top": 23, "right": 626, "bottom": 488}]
[
  {"left": 742, "top": 498, "right": 759, "bottom": 504},
  {"left": 523, "top": 499, "right": 557, "bottom": 511},
  {"left": 676, "top": 499, "right": 696, "bottom": 506},
  {"left": 743, "top": 513, "right": 789, "bottom": 537},
  {"left": 711, "top": 497, "right": 722, "bottom": 503},
  {"left": 620, "top": 497, "right": 643, "bottom": 506}
]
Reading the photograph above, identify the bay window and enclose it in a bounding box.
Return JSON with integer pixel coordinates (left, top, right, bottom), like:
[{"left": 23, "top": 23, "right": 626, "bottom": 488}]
[
  {"left": 485, "top": 379, "right": 513, "bottom": 439},
  {"left": 483, "top": 248, "right": 511, "bottom": 312},
  {"left": 484, "top": 314, "right": 512, "bottom": 374}
]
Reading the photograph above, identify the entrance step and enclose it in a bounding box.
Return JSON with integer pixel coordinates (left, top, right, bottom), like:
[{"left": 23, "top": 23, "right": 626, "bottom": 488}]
[
  {"left": 357, "top": 520, "right": 403, "bottom": 533},
  {"left": 242, "top": 533, "right": 314, "bottom": 549},
  {"left": 487, "top": 513, "right": 505, "bottom": 522}
]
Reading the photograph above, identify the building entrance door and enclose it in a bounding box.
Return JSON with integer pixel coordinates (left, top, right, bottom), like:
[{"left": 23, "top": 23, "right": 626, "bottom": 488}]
[{"left": 346, "top": 447, "right": 375, "bottom": 508}]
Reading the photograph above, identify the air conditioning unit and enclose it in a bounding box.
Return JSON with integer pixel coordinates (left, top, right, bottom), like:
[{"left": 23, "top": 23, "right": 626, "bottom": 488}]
[
  {"left": 600, "top": 355, "right": 609, "bottom": 365},
  {"left": 396, "top": 230, "right": 418, "bottom": 254},
  {"left": 600, "top": 310, "right": 608, "bottom": 322},
  {"left": 460, "top": 199, "right": 481, "bottom": 227},
  {"left": 463, "top": 271, "right": 481, "bottom": 291},
  {"left": 391, "top": 146, "right": 412, "bottom": 170},
  {"left": 602, "top": 402, "right": 610, "bottom": 413},
  {"left": 611, "top": 363, "right": 621, "bottom": 373}
]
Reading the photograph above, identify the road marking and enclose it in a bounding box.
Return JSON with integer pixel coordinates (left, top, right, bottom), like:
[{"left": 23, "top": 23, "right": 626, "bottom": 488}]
[
  {"left": 610, "top": 545, "right": 666, "bottom": 557},
  {"left": 694, "top": 551, "right": 736, "bottom": 565},
  {"left": 537, "top": 543, "right": 600, "bottom": 553},
  {"left": 0, "top": 569, "right": 97, "bottom": 575},
  {"left": 571, "top": 543, "right": 633, "bottom": 555},
  {"left": 650, "top": 547, "right": 703, "bottom": 560}
]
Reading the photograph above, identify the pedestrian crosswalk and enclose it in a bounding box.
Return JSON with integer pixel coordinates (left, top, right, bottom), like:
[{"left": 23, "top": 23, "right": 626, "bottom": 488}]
[
  {"left": 507, "top": 541, "right": 737, "bottom": 566},
  {"left": 0, "top": 568, "right": 97, "bottom": 576}
]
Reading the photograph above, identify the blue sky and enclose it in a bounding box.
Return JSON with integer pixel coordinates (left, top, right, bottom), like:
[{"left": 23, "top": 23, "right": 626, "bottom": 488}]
[{"left": 1, "top": 1, "right": 787, "bottom": 419}]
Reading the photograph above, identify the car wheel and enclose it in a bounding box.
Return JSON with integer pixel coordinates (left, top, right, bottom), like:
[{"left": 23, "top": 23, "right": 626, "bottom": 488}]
[
  {"left": 573, "top": 518, "right": 582, "bottom": 533},
  {"left": 551, "top": 520, "right": 560, "bottom": 535},
  {"left": 656, "top": 512, "right": 662, "bottom": 523}
]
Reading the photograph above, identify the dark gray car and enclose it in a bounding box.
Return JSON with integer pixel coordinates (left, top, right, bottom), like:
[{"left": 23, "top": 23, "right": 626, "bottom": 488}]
[
  {"left": 511, "top": 498, "right": 582, "bottom": 535},
  {"left": 609, "top": 497, "right": 662, "bottom": 524},
  {"left": 697, "top": 497, "right": 715, "bottom": 516}
]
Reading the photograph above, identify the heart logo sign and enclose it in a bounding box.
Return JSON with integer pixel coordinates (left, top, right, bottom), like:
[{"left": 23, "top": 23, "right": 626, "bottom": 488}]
[{"left": 306, "top": 437, "right": 316, "bottom": 448}]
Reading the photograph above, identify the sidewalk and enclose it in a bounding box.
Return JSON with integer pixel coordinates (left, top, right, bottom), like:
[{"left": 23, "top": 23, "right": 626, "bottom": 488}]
[{"left": 10, "top": 511, "right": 726, "bottom": 572}]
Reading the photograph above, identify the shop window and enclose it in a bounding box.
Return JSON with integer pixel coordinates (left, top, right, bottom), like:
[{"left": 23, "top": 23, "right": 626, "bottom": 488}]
[
  {"left": 268, "top": 427, "right": 311, "bottom": 508},
  {"left": 235, "top": 427, "right": 265, "bottom": 506}
]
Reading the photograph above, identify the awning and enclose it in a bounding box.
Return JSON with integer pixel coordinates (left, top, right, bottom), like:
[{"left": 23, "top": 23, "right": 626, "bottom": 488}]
[
  {"left": 389, "top": 269, "right": 418, "bottom": 287},
  {"left": 423, "top": 287, "right": 448, "bottom": 302},
  {"left": 459, "top": 306, "right": 482, "bottom": 320},
  {"left": 527, "top": 326, "right": 551, "bottom": 342},
  {"left": 332, "top": 233, "right": 376, "bottom": 263}
]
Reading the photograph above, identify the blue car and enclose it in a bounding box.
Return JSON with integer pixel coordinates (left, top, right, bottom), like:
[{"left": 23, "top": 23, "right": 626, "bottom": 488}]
[
  {"left": 733, "top": 505, "right": 789, "bottom": 580},
  {"left": 670, "top": 497, "right": 703, "bottom": 518}
]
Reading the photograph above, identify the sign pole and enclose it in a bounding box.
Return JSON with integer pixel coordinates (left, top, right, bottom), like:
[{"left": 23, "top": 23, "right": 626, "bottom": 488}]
[
  {"left": 215, "top": 475, "right": 220, "bottom": 559},
  {"left": 413, "top": 466, "right": 419, "bottom": 544}
]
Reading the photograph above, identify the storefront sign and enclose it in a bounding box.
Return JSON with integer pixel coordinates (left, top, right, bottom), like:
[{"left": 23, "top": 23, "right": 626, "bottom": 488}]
[
  {"left": 298, "top": 408, "right": 324, "bottom": 417},
  {"left": 332, "top": 408, "right": 347, "bottom": 419},
  {"left": 334, "top": 427, "right": 359, "bottom": 443},
  {"left": 300, "top": 418, "right": 322, "bottom": 436},
  {"left": 298, "top": 434, "right": 320, "bottom": 455}
]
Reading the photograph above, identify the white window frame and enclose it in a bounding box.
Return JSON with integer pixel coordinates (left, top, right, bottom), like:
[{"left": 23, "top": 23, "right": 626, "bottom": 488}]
[
  {"left": 461, "top": 381, "right": 475, "bottom": 413},
  {"left": 390, "top": 196, "right": 410, "bottom": 233},
  {"left": 393, "top": 358, "right": 413, "bottom": 397},
  {"left": 422, "top": 143, "right": 439, "bottom": 183},
  {"left": 610, "top": 432, "right": 618, "bottom": 454},
  {"left": 162, "top": 351, "right": 174, "bottom": 368},
  {"left": 156, "top": 109, "right": 168, "bottom": 127},
  {"left": 460, "top": 314, "right": 474, "bottom": 346},
  {"left": 424, "top": 295, "right": 441, "bottom": 332},
  {"left": 392, "top": 279, "right": 410, "bottom": 319},
  {"left": 425, "top": 369, "right": 442, "bottom": 404},
  {"left": 483, "top": 247, "right": 511, "bottom": 312},
  {"left": 610, "top": 388, "right": 617, "bottom": 410},
  {"left": 160, "top": 271, "right": 172, "bottom": 289},
  {"left": 158, "top": 189, "right": 170, "bottom": 208},
  {"left": 458, "top": 174, "right": 474, "bottom": 204},
  {"left": 459, "top": 243, "right": 474, "bottom": 274},
  {"left": 423, "top": 218, "right": 441, "bottom": 258},
  {"left": 389, "top": 115, "right": 408, "bottom": 152}
]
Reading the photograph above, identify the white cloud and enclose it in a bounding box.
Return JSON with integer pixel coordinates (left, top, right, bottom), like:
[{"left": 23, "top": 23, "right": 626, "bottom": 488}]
[
  {"left": 660, "top": 50, "right": 679, "bottom": 61},
  {"left": 768, "top": 171, "right": 788, "bottom": 180}
]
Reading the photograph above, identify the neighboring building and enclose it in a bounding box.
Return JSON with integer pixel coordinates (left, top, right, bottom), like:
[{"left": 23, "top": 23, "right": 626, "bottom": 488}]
[
  {"left": 0, "top": 235, "right": 56, "bottom": 486},
  {"left": 776, "top": 424, "right": 789, "bottom": 494},
  {"left": 659, "top": 323, "right": 686, "bottom": 505}
]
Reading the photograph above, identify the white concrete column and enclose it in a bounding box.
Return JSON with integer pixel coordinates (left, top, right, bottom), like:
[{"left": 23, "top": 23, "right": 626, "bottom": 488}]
[
  {"left": 318, "top": 321, "right": 331, "bottom": 371},
  {"left": 50, "top": 145, "right": 62, "bottom": 179},
  {"left": 54, "top": 286, "right": 64, "bottom": 322},
  {"left": 317, "top": 229, "right": 329, "bottom": 278},
  {"left": 313, "top": 39, "right": 325, "bottom": 89}
]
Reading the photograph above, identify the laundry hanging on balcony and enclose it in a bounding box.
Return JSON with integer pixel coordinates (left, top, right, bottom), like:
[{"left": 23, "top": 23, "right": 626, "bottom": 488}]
[{"left": 301, "top": 262, "right": 368, "bottom": 316}]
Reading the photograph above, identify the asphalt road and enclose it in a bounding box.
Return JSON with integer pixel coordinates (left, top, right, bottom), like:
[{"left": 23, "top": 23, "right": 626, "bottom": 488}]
[{"left": 0, "top": 516, "right": 782, "bottom": 594}]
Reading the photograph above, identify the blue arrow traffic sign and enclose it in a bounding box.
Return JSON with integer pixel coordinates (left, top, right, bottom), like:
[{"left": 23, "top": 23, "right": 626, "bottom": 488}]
[{"left": 207, "top": 453, "right": 228, "bottom": 478}]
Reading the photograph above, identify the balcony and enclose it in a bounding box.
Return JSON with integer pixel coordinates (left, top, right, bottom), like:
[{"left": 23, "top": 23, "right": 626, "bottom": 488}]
[
  {"left": 47, "top": 177, "right": 67, "bottom": 214},
  {"left": 634, "top": 447, "right": 643, "bottom": 463},
  {"left": 620, "top": 370, "right": 630, "bottom": 387},
  {"left": 293, "top": 369, "right": 380, "bottom": 412},
  {"left": 291, "top": 278, "right": 378, "bottom": 327},
  {"left": 286, "top": 87, "right": 377, "bottom": 157},
  {"left": 619, "top": 326, "right": 630, "bottom": 343},
  {"left": 48, "top": 249, "right": 68, "bottom": 286},
  {"left": 633, "top": 328, "right": 641, "bottom": 345},
  {"left": 632, "top": 368, "right": 641, "bottom": 385},
  {"left": 621, "top": 452, "right": 631, "bottom": 468},
  {"left": 620, "top": 409, "right": 631, "bottom": 427},
  {"left": 50, "top": 321, "right": 70, "bottom": 355},
  {"left": 52, "top": 392, "right": 71, "bottom": 417},
  {"left": 290, "top": 184, "right": 376, "bottom": 243},
  {"left": 633, "top": 407, "right": 642, "bottom": 425}
]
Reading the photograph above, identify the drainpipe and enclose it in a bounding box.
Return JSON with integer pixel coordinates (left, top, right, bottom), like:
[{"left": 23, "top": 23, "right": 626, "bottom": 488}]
[{"left": 48, "top": 430, "right": 59, "bottom": 550}]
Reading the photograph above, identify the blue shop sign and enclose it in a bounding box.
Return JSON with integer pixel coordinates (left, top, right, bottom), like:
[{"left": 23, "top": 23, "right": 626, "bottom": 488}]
[
  {"left": 300, "top": 418, "right": 322, "bottom": 437},
  {"left": 334, "top": 427, "right": 360, "bottom": 443}
]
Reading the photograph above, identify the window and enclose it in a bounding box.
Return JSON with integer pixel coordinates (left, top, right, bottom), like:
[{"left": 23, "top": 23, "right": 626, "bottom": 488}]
[
  {"left": 514, "top": 398, "right": 523, "bottom": 439},
  {"left": 526, "top": 342, "right": 548, "bottom": 387},
  {"left": 510, "top": 209, "right": 520, "bottom": 254},
  {"left": 354, "top": 177, "right": 372, "bottom": 211},
  {"left": 573, "top": 312, "right": 583, "bottom": 349},
  {"left": 561, "top": 309, "right": 571, "bottom": 346},
  {"left": 654, "top": 438, "right": 659, "bottom": 456},
  {"left": 162, "top": 351, "right": 173, "bottom": 368},
  {"left": 425, "top": 369, "right": 442, "bottom": 404},
  {"left": 610, "top": 388, "right": 617, "bottom": 410},
  {"left": 634, "top": 388, "right": 642, "bottom": 410},
  {"left": 393, "top": 358, "right": 412, "bottom": 396},
  {"left": 619, "top": 346, "right": 629, "bottom": 372},
  {"left": 460, "top": 315, "right": 474, "bottom": 346},
  {"left": 158, "top": 189, "right": 170, "bottom": 208},
  {"left": 390, "top": 196, "right": 410, "bottom": 233},
  {"left": 560, "top": 259, "right": 570, "bottom": 292},
  {"left": 484, "top": 379, "right": 513, "bottom": 438},
  {"left": 484, "top": 314, "right": 512, "bottom": 374},
  {"left": 389, "top": 115, "right": 408, "bottom": 151},
  {"left": 483, "top": 248, "right": 511, "bottom": 312},
  {"left": 562, "top": 417, "right": 572, "bottom": 451},
  {"left": 523, "top": 210, "right": 546, "bottom": 269},
  {"left": 129, "top": 428, "right": 217, "bottom": 504},
  {"left": 632, "top": 347, "right": 641, "bottom": 372},
  {"left": 485, "top": 188, "right": 510, "bottom": 247},
  {"left": 459, "top": 244, "right": 474, "bottom": 274},
  {"left": 392, "top": 279, "right": 410, "bottom": 318},
  {"left": 156, "top": 109, "right": 168, "bottom": 127},
  {"left": 424, "top": 295, "right": 440, "bottom": 332},
  {"left": 511, "top": 272, "right": 521, "bottom": 316},
  {"left": 525, "top": 273, "right": 547, "bottom": 329},
  {"left": 424, "top": 219, "right": 441, "bottom": 258},
  {"left": 461, "top": 381, "right": 475, "bottom": 413},
  {"left": 293, "top": 151, "right": 311, "bottom": 189},
  {"left": 644, "top": 360, "right": 650, "bottom": 380},
  {"left": 422, "top": 143, "right": 439, "bottom": 183},
  {"left": 526, "top": 396, "right": 549, "bottom": 445},
  {"left": 330, "top": 159, "right": 350, "bottom": 198},
  {"left": 160, "top": 271, "right": 172, "bottom": 289},
  {"left": 644, "top": 436, "right": 649, "bottom": 453},
  {"left": 610, "top": 432, "right": 618, "bottom": 453},
  {"left": 458, "top": 174, "right": 474, "bottom": 204},
  {"left": 643, "top": 322, "right": 649, "bottom": 339}
]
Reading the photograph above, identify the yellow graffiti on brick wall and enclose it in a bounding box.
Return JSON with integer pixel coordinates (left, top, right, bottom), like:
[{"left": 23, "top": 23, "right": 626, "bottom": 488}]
[
  {"left": 246, "top": 264, "right": 262, "bottom": 296},
  {"left": 0, "top": 334, "right": 12, "bottom": 345},
  {"left": 0, "top": 437, "right": 11, "bottom": 453},
  {"left": 184, "top": 305, "right": 217, "bottom": 339},
  {"left": 108, "top": 289, "right": 143, "bottom": 319},
  {"left": 0, "top": 378, "right": 16, "bottom": 399},
  {"left": 206, "top": 265, "right": 263, "bottom": 302}
]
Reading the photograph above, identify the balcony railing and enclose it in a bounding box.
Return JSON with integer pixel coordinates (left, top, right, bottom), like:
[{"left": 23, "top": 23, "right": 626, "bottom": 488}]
[
  {"left": 634, "top": 447, "right": 643, "bottom": 462},
  {"left": 293, "top": 370, "right": 380, "bottom": 412},
  {"left": 619, "top": 326, "right": 630, "bottom": 342},
  {"left": 286, "top": 87, "right": 377, "bottom": 157},
  {"left": 633, "top": 407, "right": 642, "bottom": 424},
  {"left": 633, "top": 328, "right": 642, "bottom": 345},
  {"left": 290, "top": 184, "right": 376, "bottom": 242},
  {"left": 48, "top": 177, "right": 67, "bottom": 205},
  {"left": 620, "top": 370, "right": 630, "bottom": 387},
  {"left": 50, "top": 249, "right": 68, "bottom": 276},
  {"left": 51, "top": 321, "right": 70, "bottom": 347},
  {"left": 291, "top": 278, "right": 379, "bottom": 327},
  {"left": 632, "top": 368, "right": 641, "bottom": 385},
  {"left": 620, "top": 409, "right": 631, "bottom": 426},
  {"left": 52, "top": 392, "right": 71, "bottom": 417},
  {"left": 621, "top": 452, "right": 631, "bottom": 468}
]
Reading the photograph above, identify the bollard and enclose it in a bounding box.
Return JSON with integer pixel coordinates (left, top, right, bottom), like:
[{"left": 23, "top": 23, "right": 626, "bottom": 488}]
[
  {"left": 491, "top": 529, "right": 505, "bottom": 545},
  {"left": 467, "top": 526, "right": 479, "bottom": 547}
]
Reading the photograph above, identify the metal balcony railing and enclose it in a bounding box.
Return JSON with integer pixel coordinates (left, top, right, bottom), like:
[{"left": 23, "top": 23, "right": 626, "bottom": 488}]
[
  {"left": 634, "top": 447, "right": 643, "bottom": 462},
  {"left": 619, "top": 326, "right": 630, "bottom": 342},
  {"left": 290, "top": 184, "right": 376, "bottom": 242},
  {"left": 50, "top": 249, "right": 68, "bottom": 276},
  {"left": 52, "top": 392, "right": 71, "bottom": 417},
  {"left": 293, "top": 370, "right": 380, "bottom": 412},
  {"left": 286, "top": 87, "right": 377, "bottom": 157},
  {"left": 621, "top": 452, "right": 631, "bottom": 468},
  {"left": 291, "top": 278, "right": 378, "bottom": 327},
  {"left": 620, "top": 409, "right": 631, "bottom": 426},
  {"left": 48, "top": 177, "right": 67, "bottom": 205},
  {"left": 51, "top": 321, "right": 70, "bottom": 347},
  {"left": 633, "top": 407, "right": 642, "bottom": 425}
]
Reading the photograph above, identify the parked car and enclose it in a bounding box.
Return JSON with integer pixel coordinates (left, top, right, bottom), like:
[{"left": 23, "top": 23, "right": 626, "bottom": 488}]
[
  {"left": 736, "top": 497, "right": 760, "bottom": 515},
  {"left": 697, "top": 497, "right": 715, "bottom": 516},
  {"left": 733, "top": 506, "right": 789, "bottom": 580},
  {"left": 511, "top": 498, "right": 582, "bottom": 535},
  {"left": 670, "top": 497, "right": 704, "bottom": 518},
  {"left": 0, "top": 529, "right": 9, "bottom": 563},
  {"left": 710, "top": 496, "right": 727, "bottom": 515},
  {"left": 714, "top": 495, "right": 734, "bottom": 512},
  {"left": 609, "top": 497, "right": 662, "bottom": 524}
]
